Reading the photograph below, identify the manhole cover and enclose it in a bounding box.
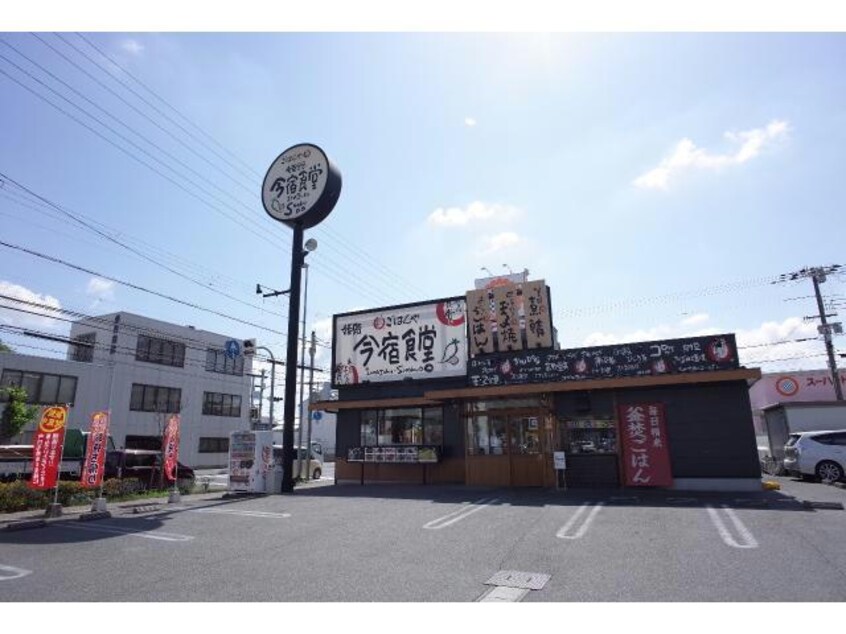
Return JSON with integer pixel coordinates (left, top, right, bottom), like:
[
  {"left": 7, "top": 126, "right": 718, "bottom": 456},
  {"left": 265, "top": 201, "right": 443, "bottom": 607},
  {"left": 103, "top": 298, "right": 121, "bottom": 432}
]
[
  {"left": 485, "top": 570, "right": 550, "bottom": 590},
  {"left": 479, "top": 586, "right": 529, "bottom": 602}
]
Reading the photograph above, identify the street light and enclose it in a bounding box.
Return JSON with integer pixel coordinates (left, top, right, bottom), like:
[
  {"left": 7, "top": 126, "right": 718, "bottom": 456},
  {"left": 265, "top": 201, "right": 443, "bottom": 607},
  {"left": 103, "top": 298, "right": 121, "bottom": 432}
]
[{"left": 296, "top": 239, "right": 317, "bottom": 478}]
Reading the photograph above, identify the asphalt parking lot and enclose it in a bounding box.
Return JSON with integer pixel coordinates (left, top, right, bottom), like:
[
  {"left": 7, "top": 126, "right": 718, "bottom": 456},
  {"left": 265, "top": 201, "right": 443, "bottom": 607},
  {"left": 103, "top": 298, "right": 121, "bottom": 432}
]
[{"left": 1, "top": 475, "right": 844, "bottom": 602}]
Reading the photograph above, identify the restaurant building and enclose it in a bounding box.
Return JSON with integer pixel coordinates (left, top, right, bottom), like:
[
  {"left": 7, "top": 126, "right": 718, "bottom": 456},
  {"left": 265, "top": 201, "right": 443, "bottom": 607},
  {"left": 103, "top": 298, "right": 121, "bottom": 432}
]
[{"left": 312, "top": 277, "right": 762, "bottom": 492}]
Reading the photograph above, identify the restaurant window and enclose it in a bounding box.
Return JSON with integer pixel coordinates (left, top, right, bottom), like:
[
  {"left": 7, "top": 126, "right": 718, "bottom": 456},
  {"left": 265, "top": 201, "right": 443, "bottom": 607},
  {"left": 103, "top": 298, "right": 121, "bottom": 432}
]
[
  {"left": 467, "top": 415, "right": 507, "bottom": 455},
  {"left": 0, "top": 369, "right": 78, "bottom": 405},
  {"left": 129, "top": 383, "right": 181, "bottom": 413},
  {"left": 510, "top": 416, "right": 541, "bottom": 455},
  {"left": 359, "top": 407, "right": 443, "bottom": 446},
  {"left": 135, "top": 334, "right": 186, "bottom": 368},
  {"left": 565, "top": 418, "right": 618, "bottom": 454}
]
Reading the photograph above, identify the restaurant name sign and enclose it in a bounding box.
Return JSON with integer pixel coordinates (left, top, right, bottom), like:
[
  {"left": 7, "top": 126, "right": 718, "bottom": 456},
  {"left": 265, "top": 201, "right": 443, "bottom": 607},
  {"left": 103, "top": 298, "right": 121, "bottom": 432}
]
[
  {"left": 333, "top": 298, "right": 467, "bottom": 386},
  {"left": 468, "top": 334, "right": 738, "bottom": 387}
]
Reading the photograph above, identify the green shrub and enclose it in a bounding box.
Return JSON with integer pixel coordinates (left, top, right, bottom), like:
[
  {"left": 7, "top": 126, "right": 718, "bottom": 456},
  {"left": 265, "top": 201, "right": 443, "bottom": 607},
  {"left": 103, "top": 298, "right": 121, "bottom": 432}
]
[{"left": 0, "top": 481, "right": 49, "bottom": 513}]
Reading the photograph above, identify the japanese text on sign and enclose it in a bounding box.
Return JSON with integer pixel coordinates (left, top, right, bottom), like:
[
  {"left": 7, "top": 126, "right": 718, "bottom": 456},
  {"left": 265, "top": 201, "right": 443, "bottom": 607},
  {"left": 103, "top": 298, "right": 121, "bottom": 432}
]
[{"left": 619, "top": 403, "right": 673, "bottom": 487}]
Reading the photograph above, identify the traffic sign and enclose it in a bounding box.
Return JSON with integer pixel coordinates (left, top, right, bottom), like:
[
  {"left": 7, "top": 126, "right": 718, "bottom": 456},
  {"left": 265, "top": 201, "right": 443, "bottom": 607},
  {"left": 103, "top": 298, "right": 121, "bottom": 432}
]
[
  {"left": 224, "top": 339, "right": 241, "bottom": 359},
  {"left": 312, "top": 411, "right": 323, "bottom": 421}
]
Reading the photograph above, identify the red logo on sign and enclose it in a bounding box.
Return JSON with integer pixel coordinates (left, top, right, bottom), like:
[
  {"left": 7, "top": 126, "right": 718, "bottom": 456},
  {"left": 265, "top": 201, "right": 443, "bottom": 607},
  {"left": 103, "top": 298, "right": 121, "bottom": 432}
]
[
  {"left": 29, "top": 406, "right": 68, "bottom": 491},
  {"left": 775, "top": 376, "right": 799, "bottom": 397}
]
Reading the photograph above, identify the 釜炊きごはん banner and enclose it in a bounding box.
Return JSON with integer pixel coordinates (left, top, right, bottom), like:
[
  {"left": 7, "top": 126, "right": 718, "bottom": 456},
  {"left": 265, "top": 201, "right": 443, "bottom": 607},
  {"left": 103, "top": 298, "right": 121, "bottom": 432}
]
[{"left": 333, "top": 298, "right": 467, "bottom": 386}]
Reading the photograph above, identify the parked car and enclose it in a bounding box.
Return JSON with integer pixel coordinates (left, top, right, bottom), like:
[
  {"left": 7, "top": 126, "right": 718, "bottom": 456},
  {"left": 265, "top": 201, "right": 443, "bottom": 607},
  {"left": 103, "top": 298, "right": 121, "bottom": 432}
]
[
  {"left": 104, "top": 449, "right": 195, "bottom": 490},
  {"left": 783, "top": 430, "right": 846, "bottom": 482},
  {"left": 271, "top": 445, "right": 322, "bottom": 480}
]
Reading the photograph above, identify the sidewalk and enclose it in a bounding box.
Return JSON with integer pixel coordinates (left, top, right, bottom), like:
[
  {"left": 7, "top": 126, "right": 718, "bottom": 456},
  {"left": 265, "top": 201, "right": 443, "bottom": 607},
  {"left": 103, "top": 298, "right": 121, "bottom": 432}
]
[{"left": 1, "top": 478, "right": 334, "bottom": 529}]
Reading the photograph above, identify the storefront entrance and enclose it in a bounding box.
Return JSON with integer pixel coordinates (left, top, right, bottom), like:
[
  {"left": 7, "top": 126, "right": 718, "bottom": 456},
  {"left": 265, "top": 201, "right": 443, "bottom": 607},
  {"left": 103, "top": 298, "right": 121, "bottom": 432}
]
[
  {"left": 464, "top": 398, "right": 555, "bottom": 487},
  {"left": 556, "top": 416, "right": 621, "bottom": 488}
]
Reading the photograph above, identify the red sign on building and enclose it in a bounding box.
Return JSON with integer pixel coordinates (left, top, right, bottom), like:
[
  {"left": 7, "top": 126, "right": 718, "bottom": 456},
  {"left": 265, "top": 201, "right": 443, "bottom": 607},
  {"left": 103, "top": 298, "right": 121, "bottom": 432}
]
[
  {"left": 29, "top": 406, "right": 68, "bottom": 490},
  {"left": 80, "top": 411, "right": 110, "bottom": 489},
  {"left": 619, "top": 403, "right": 673, "bottom": 487},
  {"left": 162, "top": 414, "right": 180, "bottom": 482}
]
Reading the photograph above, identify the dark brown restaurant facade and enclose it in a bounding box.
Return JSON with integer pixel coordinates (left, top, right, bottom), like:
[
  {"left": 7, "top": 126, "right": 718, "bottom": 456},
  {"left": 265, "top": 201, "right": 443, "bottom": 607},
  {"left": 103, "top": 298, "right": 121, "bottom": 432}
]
[{"left": 313, "top": 281, "right": 762, "bottom": 492}]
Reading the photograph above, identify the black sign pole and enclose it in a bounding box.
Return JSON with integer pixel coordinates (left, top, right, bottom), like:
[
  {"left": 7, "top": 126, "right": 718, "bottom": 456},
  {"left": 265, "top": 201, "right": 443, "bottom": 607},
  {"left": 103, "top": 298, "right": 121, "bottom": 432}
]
[{"left": 280, "top": 221, "right": 304, "bottom": 493}]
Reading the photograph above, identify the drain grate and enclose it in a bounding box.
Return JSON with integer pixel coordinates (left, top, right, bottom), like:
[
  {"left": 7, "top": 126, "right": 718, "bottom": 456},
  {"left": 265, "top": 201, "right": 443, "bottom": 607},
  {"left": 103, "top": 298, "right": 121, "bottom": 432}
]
[{"left": 485, "top": 570, "right": 550, "bottom": 591}]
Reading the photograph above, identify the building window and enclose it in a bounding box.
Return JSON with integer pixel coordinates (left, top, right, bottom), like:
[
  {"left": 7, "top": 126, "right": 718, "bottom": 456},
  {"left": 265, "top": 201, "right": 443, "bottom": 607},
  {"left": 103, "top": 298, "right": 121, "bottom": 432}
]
[
  {"left": 205, "top": 348, "right": 244, "bottom": 376},
  {"left": 135, "top": 335, "right": 186, "bottom": 368},
  {"left": 129, "top": 383, "right": 181, "bottom": 413},
  {"left": 467, "top": 415, "right": 508, "bottom": 456},
  {"left": 0, "top": 369, "right": 78, "bottom": 405},
  {"left": 202, "top": 392, "right": 242, "bottom": 417},
  {"left": 199, "top": 437, "right": 230, "bottom": 453},
  {"left": 69, "top": 332, "right": 96, "bottom": 362},
  {"left": 359, "top": 407, "right": 443, "bottom": 447},
  {"left": 125, "top": 435, "right": 162, "bottom": 450}
]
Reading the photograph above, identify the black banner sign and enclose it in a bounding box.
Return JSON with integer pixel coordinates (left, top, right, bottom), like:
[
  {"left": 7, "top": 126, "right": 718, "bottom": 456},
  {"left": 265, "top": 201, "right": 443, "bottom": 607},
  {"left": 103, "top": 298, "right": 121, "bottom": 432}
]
[{"left": 467, "top": 333, "right": 738, "bottom": 387}]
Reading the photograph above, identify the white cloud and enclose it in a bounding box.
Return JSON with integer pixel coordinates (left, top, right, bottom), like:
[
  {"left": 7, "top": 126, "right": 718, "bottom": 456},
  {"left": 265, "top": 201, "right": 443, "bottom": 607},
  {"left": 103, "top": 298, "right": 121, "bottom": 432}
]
[
  {"left": 633, "top": 119, "right": 789, "bottom": 190},
  {"left": 681, "top": 312, "right": 710, "bottom": 327},
  {"left": 86, "top": 277, "right": 115, "bottom": 300},
  {"left": 464, "top": 117, "right": 477, "bottom": 127},
  {"left": 475, "top": 232, "right": 523, "bottom": 256},
  {"left": 734, "top": 317, "right": 822, "bottom": 370},
  {"left": 427, "top": 201, "right": 521, "bottom": 228},
  {"left": 121, "top": 39, "right": 144, "bottom": 55},
  {"left": 0, "top": 280, "right": 62, "bottom": 330}
]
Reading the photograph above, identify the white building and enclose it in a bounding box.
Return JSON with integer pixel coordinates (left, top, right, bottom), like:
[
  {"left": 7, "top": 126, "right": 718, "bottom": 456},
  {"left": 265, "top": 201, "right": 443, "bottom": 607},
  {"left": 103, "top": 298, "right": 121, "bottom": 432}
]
[{"left": 0, "top": 311, "right": 254, "bottom": 468}]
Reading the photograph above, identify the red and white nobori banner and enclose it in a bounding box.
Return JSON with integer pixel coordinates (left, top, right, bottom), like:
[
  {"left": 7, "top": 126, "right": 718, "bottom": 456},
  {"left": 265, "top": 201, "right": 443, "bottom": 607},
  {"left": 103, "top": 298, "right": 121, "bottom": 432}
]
[
  {"left": 162, "top": 414, "right": 180, "bottom": 482},
  {"left": 619, "top": 403, "right": 673, "bottom": 487},
  {"left": 29, "top": 405, "right": 68, "bottom": 490},
  {"left": 80, "top": 411, "right": 110, "bottom": 489}
]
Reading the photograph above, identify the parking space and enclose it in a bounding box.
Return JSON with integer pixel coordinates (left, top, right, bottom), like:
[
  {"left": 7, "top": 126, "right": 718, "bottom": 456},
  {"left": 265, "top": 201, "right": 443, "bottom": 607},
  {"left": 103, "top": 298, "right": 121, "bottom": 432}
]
[{"left": 1, "top": 479, "right": 844, "bottom": 601}]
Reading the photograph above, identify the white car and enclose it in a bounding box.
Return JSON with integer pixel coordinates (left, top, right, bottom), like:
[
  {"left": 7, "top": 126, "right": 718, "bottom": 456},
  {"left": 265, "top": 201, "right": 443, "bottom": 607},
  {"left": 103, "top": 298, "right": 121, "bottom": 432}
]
[{"left": 783, "top": 430, "right": 846, "bottom": 482}]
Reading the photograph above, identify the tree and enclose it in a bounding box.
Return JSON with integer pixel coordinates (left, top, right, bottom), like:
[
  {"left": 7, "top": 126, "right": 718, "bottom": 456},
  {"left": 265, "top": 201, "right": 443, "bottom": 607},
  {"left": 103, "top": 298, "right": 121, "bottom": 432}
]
[
  {"left": 0, "top": 339, "right": 13, "bottom": 353},
  {"left": 0, "top": 386, "right": 38, "bottom": 444}
]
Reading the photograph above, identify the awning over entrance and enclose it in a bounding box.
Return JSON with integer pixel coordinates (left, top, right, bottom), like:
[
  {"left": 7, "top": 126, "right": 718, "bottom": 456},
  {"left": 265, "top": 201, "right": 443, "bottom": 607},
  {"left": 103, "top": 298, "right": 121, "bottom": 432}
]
[{"left": 308, "top": 368, "right": 760, "bottom": 412}]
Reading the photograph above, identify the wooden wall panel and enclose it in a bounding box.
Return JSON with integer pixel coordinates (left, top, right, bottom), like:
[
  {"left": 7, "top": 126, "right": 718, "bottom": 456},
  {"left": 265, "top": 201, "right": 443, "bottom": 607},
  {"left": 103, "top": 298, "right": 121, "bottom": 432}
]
[{"left": 466, "top": 455, "right": 511, "bottom": 487}]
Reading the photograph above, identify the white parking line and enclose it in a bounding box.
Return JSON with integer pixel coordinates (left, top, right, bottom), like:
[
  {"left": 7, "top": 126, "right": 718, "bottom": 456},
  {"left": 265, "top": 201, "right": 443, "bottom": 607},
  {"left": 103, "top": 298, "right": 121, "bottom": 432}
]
[
  {"left": 0, "top": 564, "right": 32, "bottom": 581},
  {"left": 189, "top": 508, "right": 291, "bottom": 518},
  {"left": 705, "top": 504, "right": 758, "bottom": 549},
  {"left": 423, "top": 497, "right": 500, "bottom": 530},
  {"left": 556, "top": 502, "right": 605, "bottom": 539},
  {"left": 62, "top": 523, "right": 195, "bottom": 542}
]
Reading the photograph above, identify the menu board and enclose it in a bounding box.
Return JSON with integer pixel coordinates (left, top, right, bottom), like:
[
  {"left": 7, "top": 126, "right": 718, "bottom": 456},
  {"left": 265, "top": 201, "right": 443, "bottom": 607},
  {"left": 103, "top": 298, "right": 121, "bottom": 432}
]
[
  {"left": 468, "top": 334, "right": 738, "bottom": 387},
  {"left": 347, "top": 446, "right": 440, "bottom": 464}
]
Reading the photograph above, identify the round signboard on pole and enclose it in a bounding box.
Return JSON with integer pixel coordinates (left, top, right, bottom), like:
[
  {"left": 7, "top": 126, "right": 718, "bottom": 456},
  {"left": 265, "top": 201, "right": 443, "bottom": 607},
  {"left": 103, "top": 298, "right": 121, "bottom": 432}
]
[{"left": 262, "top": 143, "right": 342, "bottom": 229}]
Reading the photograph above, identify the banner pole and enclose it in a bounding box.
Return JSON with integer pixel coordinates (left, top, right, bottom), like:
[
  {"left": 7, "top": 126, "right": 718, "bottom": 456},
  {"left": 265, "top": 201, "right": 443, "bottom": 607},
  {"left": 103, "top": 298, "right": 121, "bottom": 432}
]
[{"left": 51, "top": 405, "right": 68, "bottom": 508}]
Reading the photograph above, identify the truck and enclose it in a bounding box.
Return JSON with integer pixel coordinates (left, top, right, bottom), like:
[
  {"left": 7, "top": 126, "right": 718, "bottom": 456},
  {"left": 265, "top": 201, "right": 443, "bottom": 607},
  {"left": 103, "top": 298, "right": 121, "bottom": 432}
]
[{"left": 0, "top": 428, "right": 116, "bottom": 482}]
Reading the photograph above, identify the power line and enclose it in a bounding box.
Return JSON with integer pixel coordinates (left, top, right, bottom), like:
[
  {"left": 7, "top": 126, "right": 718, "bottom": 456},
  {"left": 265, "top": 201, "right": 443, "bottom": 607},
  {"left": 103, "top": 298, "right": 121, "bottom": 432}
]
[
  {"left": 0, "top": 238, "right": 293, "bottom": 338},
  {"left": 70, "top": 32, "right": 427, "bottom": 301}
]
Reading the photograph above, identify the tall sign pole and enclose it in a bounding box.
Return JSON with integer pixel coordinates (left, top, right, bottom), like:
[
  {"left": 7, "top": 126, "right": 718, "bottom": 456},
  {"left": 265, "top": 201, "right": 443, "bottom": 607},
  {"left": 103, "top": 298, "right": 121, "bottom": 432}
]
[{"left": 262, "top": 143, "right": 341, "bottom": 493}]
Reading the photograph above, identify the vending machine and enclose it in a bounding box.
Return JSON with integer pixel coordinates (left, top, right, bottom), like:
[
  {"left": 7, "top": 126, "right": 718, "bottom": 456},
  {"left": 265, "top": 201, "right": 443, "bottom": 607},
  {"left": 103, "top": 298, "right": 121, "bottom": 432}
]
[{"left": 228, "top": 430, "right": 274, "bottom": 494}]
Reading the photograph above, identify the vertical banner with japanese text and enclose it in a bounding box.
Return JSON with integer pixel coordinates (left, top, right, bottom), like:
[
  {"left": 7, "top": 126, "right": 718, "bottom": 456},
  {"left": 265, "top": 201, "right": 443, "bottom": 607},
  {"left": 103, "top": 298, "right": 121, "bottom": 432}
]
[
  {"left": 28, "top": 405, "right": 68, "bottom": 490},
  {"left": 492, "top": 286, "right": 522, "bottom": 352},
  {"left": 80, "top": 411, "right": 110, "bottom": 489},
  {"left": 162, "top": 414, "right": 180, "bottom": 482},
  {"left": 619, "top": 403, "right": 673, "bottom": 487},
  {"left": 466, "top": 289, "right": 494, "bottom": 356},
  {"left": 522, "top": 280, "right": 553, "bottom": 349}
]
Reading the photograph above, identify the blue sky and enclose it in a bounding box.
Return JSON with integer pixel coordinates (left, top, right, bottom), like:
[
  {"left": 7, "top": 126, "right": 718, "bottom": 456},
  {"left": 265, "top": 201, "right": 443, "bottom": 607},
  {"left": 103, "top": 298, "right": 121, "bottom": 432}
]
[{"left": 1, "top": 31, "right": 845, "bottom": 382}]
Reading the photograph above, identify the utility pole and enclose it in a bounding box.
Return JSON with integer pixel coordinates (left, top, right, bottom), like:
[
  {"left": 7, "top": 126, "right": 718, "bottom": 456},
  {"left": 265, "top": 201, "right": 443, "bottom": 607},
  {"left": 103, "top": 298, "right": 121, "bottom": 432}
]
[
  {"left": 305, "top": 330, "right": 316, "bottom": 481},
  {"left": 776, "top": 265, "right": 843, "bottom": 400}
]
